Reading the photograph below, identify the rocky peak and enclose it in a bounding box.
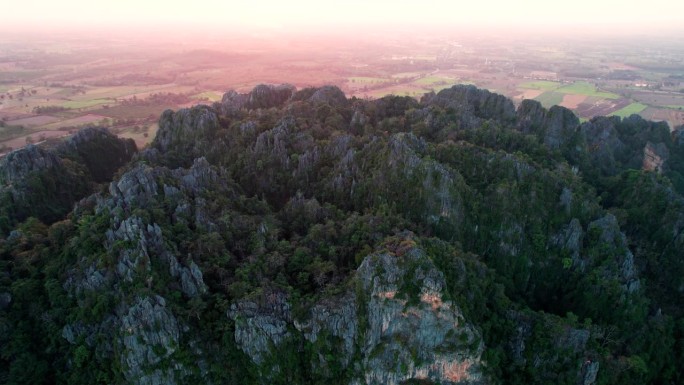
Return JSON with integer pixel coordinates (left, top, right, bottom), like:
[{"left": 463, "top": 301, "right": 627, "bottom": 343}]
[
  {"left": 308, "top": 85, "right": 349, "bottom": 107},
  {"left": 543, "top": 105, "right": 579, "bottom": 149},
  {"left": 516, "top": 99, "right": 547, "bottom": 134},
  {"left": 424, "top": 84, "right": 516, "bottom": 124},
  {"left": 58, "top": 126, "right": 137, "bottom": 183},
  {"left": 580, "top": 116, "right": 625, "bottom": 175},
  {"left": 221, "top": 84, "right": 296, "bottom": 111},
  {"left": 153, "top": 105, "right": 219, "bottom": 153},
  {"left": 0, "top": 144, "right": 61, "bottom": 185}
]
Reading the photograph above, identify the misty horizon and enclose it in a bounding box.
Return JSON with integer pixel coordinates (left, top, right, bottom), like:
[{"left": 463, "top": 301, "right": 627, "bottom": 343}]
[{"left": 2, "top": 0, "right": 684, "bottom": 39}]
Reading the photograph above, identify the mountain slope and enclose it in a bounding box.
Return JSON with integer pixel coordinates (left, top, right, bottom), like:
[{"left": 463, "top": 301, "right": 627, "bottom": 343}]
[{"left": 1, "top": 84, "right": 683, "bottom": 385}]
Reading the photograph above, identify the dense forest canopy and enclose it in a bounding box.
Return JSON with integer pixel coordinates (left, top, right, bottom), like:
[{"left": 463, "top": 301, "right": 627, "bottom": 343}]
[{"left": 1, "top": 84, "right": 683, "bottom": 385}]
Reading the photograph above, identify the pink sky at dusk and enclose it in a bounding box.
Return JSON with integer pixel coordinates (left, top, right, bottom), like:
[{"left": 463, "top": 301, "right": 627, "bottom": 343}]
[{"left": 2, "top": 0, "right": 683, "bottom": 34}]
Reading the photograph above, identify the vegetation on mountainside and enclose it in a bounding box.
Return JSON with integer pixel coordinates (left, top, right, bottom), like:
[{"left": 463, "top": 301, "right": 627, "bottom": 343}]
[{"left": 1, "top": 84, "right": 683, "bottom": 384}]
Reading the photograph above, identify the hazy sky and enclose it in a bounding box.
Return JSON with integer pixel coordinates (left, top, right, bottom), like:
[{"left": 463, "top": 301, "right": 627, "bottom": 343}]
[{"left": 3, "top": 0, "right": 683, "bottom": 33}]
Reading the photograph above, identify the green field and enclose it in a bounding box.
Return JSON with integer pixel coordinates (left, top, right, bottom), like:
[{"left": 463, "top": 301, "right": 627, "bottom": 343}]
[
  {"left": 610, "top": 103, "right": 648, "bottom": 118},
  {"left": 556, "top": 81, "right": 620, "bottom": 99},
  {"left": 348, "top": 77, "right": 387, "bottom": 84},
  {"left": 192, "top": 91, "right": 223, "bottom": 102},
  {"left": 519, "top": 81, "right": 561, "bottom": 91},
  {"left": 392, "top": 72, "right": 420, "bottom": 78},
  {"left": 91, "top": 105, "right": 166, "bottom": 120},
  {"left": 415, "top": 76, "right": 452, "bottom": 86},
  {"left": 61, "top": 99, "right": 112, "bottom": 109},
  {"left": 534, "top": 92, "right": 564, "bottom": 108},
  {"left": 665, "top": 105, "right": 684, "bottom": 110}
]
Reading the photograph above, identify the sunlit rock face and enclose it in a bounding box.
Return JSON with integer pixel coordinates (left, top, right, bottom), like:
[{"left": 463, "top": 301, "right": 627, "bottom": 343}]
[{"left": 228, "top": 233, "right": 485, "bottom": 385}]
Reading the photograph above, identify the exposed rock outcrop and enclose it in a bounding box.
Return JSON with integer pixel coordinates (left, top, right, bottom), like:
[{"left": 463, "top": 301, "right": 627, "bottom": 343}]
[
  {"left": 543, "top": 105, "right": 579, "bottom": 149},
  {"left": 153, "top": 105, "right": 219, "bottom": 153},
  {"left": 0, "top": 144, "right": 61, "bottom": 185},
  {"left": 580, "top": 116, "right": 625, "bottom": 176},
  {"left": 516, "top": 99, "right": 547, "bottom": 134},
  {"left": 0, "top": 292, "right": 11, "bottom": 310},
  {"left": 120, "top": 296, "right": 184, "bottom": 385},
  {"left": 228, "top": 235, "right": 485, "bottom": 385},
  {"left": 508, "top": 310, "right": 598, "bottom": 385},
  {"left": 228, "top": 292, "right": 292, "bottom": 365},
  {"left": 588, "top": 214, "right": 640, "bottom": 293},
  {"left": 552, "top": 218, "right": 584, "bottom": 269},
  {"left": 642, "top": 141, "right": 669, "bottom": 173},
  {"left": 221, "top": 84, "right": 296, "bottom": 111},
  {"left": 352, "top": 243, "right": 484, "bottom": 385}
]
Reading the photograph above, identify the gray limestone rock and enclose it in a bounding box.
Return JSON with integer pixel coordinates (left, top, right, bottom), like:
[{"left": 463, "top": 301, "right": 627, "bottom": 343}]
[
  {"left": 221, "top": 84, "right": 295, "bottom": 111},
  {"left": 0, "top": 144, "right": 61, "bottom": 184},
  {"left": 352, "top": 243, "right": 485, "bottom": 385},
  {"left": 553, "top": 218, "right": 584, "bottom": 269},
  {"left": 589, "top": 214, "right": 640, "bottom": 292},
  {"left": 642, "top": 141, "right": 669, "bottom": 173},
  {"left": 228, "top": 291, "right": 292, "bottom": 365},
  {"left": 516, "top": 99, "right": 547, "bottom": 134},
  {"left": 543, "top": 105, "right": 579, "bottom": 149},
  {"left": 120, "top": 295, "right": 184, "bottom": 385},
  {"left": 153, "top": 106, "right": 219, "bottom": 153}
]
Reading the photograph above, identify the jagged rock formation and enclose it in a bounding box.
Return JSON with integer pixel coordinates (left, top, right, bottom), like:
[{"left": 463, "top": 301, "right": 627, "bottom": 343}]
[
  {"left": 0, "top": 144, "right": 62, "bottom": 185},
  {"left": 221, "top": 84, "right": 296, "bottom": 111},
  {"left": 229, "top": 235, "right": 485, "bottom": 385},
  {"left": 543, "top": 105, "right": 580, "bottom": 149},
  {"left": 423, "top": 84, "right": 516, "bottom": 126},
  {"left": 153, "top": 105, "right": 219, "bottom": 154},
  {"left": 2, "top": 83, "right": 683, "bottom": 385},
  {"left": 351, "top": 243, "right": 484, "bottom": 385}
]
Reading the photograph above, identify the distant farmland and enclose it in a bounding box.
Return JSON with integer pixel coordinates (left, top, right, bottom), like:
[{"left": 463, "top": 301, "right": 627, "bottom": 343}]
[{"left": 610, "top": 103, "right": 648, "bottom": 118}]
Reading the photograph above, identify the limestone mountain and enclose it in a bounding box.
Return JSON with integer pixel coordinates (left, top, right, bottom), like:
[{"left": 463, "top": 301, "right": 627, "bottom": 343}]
[{"left": 0, "top": 84, "right": 682, "bottom": 385}]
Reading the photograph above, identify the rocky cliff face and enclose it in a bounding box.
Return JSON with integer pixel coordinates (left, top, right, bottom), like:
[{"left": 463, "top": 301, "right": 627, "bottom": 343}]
[
  {"left": 543, "top": 105, "right": 580, "bottom": 149},
  {"left": 0, "top": 144, "right": 61, "bottom": 185},
  {"left": 351, "top": 242, "right": 484, "bottom": 385},
  {"left": 153, "top": 105, "right": 219, "bottom": 154},
  {"left": 62, "top": 158, "right": 230, "bottom": 385},
  {"left": 221, "top": 84, "right": 296, "bottom": 111},
  {"left": 516, "top": 99, "right": 547, "bottom": 134},
  {"left": 642, "top": 141, "right": 669, "bottom": 173},
  {"left": 580, "top": 116, "right": 625, "bottom": 176},
  {"left": 228, "top": 234, "right": 485, "bottom": 385}
]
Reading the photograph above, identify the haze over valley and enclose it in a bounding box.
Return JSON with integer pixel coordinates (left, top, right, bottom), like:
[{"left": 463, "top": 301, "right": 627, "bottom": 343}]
[
  {"left": 1, "top": 2, "right": 684, "bottom": 385},
  {"left": 1, "top": 17, "right": 683, "bottom": 154}
]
